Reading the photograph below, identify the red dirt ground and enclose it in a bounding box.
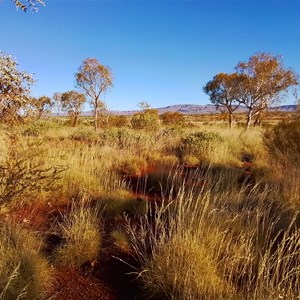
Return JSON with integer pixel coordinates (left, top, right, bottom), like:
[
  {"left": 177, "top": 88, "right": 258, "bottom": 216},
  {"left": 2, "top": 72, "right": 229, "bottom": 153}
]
[{"left": 52, "top": 267, "right": 118, "bottom": 300}]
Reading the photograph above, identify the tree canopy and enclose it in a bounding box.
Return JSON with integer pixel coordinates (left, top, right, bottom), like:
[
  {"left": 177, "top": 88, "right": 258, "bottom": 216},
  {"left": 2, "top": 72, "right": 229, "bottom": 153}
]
[
  {"left": 29, "top": 96, "right": 52, "bottom": 119},
  {"left": 0, "top": 52, "right": 34, "bottom": 123},
  {"left": 203, "top": 73, "right": 241, "bottom": 128},
  {"left": 61, "top": 90, "right": 86, "bottom": 127},
  {"left": 204, "top": 53, "right": 299, "bottom": 128}
]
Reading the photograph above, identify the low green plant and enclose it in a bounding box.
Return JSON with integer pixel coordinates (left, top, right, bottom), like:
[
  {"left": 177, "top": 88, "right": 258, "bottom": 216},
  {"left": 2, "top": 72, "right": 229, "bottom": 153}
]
[
  {"left": 176, "top": 131, "right": 224, "bottom": 164},
  {"left": 100, "top": 128, "right": 142, "bottom": 149}
]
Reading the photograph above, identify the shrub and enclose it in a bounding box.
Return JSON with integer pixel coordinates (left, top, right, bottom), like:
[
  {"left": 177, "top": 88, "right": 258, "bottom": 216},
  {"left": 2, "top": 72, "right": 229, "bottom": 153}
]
[
  {"left": 109, "top": 115, "right": 129, "bottom": 128},
  {"left": 263, "top": 119, "right": 300, "bottom": 207},
  {"left": 69, "top": 127, "right": 99, "bottom": 143},
  {"left": 131, "top": 109, "right": 160, "bottom": 131},
  {"left": 264, "top": 119, "right": 300, "bottom": 167},
  {"left": 100, "top": 128, "right": 142, "bottom": 149},
  {"left": 160, "top": 112, "right": 185, "bottom": 126},
  {"left": 0, "top": 222, "right": 53, "bottom": 300},
  {"left": 0, "top": 135, "right": 67, "bottom": 207},
  {"left": 110, "top": 229, "right": 131, "bottom": 252},
  {"left": 54, "top": 205, "right": 101, "bottom": 267},
  {"left": 176, "top": 131, "right": 224, "bottom": 164}
]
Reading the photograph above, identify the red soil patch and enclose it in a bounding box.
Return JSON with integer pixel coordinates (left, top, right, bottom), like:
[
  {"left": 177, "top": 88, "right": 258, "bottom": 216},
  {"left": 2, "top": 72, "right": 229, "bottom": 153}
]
[
  {"left": 7, "top": 202, "right": 67, "bottom": 232},
  {"left": 52, "top": 267, "right": 118, "bottom": 300}
]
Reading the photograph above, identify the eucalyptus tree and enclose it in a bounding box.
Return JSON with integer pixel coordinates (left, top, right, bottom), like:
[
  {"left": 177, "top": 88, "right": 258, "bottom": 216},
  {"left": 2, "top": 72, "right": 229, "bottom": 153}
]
[
  {"left": 235, "top": 53, "right": 298, "bottom": 128},
  {"left": 75, "top": 58, "right": 113, "bottom": 130},
  {"left": 204, "top": 53, "right": 298, "bottom": 128},
  {"left": 29, "top": 96, "right": 52, "bottom": 119},
  {"left": 61, "top": 91, "right": 86, "bottom": 127},
  {"left": 0, "top": 52, "right": 34, "bottom": 123},
  {"left": 203, "top": 73, "right": 241, "bottom": 128}
]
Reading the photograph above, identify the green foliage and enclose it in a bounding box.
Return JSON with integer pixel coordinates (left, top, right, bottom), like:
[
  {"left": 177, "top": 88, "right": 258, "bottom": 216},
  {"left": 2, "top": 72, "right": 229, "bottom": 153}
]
[
  {"left": 0, "top": 135, "right": 67, "bottom": 206},
  {"left": 176, "top": 131, "right": 224, "bottom": 163},
  {"left": 131, "top": 109, "right": 160, "bottom": 130},
  {"left": 160, "top": 112, "right": 185, "bottom": 126},
  {"left": 99, "top": 128, "right": 143, "bottom": 149},
  {"left": 0, "top": 223, "right": 52, "bottom": 300},
  {"left": 264, "top": 118, "right": 300, "bottom": 166}
]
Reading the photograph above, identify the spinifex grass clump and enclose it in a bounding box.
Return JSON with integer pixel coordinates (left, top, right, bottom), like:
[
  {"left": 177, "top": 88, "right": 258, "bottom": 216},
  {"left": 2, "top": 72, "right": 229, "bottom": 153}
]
[
  {"left": 264, "top": 118, "right": 300, "bottom": 167},
  {"left": 54, "top": 202, "right": 102, "bottom": 267},
  {"left": 263, "top": 118, "right": 300, "bottom": 207},
  {"left": 0, "top": 222, "right": 53, "bottom": 300},
  {"left": 127, "top": 167, "right": 300, "bottom": 300}
]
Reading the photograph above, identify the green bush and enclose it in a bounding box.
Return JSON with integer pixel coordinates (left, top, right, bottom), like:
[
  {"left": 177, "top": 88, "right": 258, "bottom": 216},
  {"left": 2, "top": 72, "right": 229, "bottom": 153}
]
[
  {"left": 100, "top": 128, "right": 142, "bottom": 149},
  {"left": 22, "top": 120, "right": 61, "bottom": 137},
  {"left": 176, "top": 131, "right": 224, "bottom": 164},
  {"left": 131, "top": 109, "right": 160, "bottom": 131}
]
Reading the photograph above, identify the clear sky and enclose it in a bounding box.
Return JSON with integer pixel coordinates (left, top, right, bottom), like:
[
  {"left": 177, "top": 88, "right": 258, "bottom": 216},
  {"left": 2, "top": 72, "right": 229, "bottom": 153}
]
[{"left": 0, "top": 0, "right": 300, "bottom": 110}]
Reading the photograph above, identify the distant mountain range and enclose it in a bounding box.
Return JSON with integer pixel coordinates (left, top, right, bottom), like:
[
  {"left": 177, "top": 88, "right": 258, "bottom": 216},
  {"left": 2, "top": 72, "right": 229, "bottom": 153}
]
[
  {"left": 55, "top": 104, "right": 298, "bottom": 117},
  {"left": 110, "top": 104, "right": 298, "bottom": 116}
]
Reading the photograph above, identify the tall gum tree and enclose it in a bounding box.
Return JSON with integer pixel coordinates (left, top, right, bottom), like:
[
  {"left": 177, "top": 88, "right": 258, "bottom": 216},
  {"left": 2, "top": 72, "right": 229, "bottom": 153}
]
[
  {"left": 235, "top": 53, "right": 299, "bottom": 128},
  {"left": 75, "top": 58, "right": 113, "bottom": 130}
]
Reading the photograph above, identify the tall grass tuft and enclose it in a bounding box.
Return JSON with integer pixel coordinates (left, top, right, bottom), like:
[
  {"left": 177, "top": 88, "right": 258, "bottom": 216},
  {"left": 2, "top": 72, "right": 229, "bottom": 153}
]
[
  {"left": 54, "top": 201, "right": 102, "bottom": 267},
  {"left": 127, "top": 167, "right": 300, "bottom": 299},
  {"left": 0, "top": 222, "right": 53, "bottom": 300}
]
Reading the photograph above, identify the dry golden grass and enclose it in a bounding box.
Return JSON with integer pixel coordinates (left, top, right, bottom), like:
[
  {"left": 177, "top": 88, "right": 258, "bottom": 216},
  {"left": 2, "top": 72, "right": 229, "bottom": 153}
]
[
  {"left": 54, "top": 201, "right": 102, "bottom": 267},
  {"left": 0, "top": 222, "right": 53, "bottom": 300},
  {"left": 1, "top": 118, "right": 300, "bottom": 299}
]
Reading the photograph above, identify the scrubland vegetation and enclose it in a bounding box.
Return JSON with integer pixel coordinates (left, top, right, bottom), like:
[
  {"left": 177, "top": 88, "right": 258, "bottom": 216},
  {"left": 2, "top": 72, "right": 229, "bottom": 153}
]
[{"left": 0, "top": 113, "right": 300, "bottom": 299}]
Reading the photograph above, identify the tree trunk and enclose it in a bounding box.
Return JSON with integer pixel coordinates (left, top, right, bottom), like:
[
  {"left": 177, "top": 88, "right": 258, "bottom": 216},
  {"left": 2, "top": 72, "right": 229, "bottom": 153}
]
[
  {"left": 228, "top": 112, "right": 234, "bottom": 129},
  {"left": 253, "top": 112, "right": 261, "bottom": 127},
  {"left": 37, "top": 111, "right": 43, "bottom": 120},
  {"left": 73, "top": 114, "right": 78, "bottom": 127},
  {"left": 94, "top": 108, "right": 98, "bottom": 130},
  {"left": 246, "top": 109, "right": 253, "bottom": 129}
]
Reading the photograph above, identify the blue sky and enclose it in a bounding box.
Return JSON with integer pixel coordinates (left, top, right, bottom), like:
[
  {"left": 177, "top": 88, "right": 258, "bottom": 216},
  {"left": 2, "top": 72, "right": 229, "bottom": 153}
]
[{"left": 0, "top": 0, "right": 299, "bottom": 110}]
